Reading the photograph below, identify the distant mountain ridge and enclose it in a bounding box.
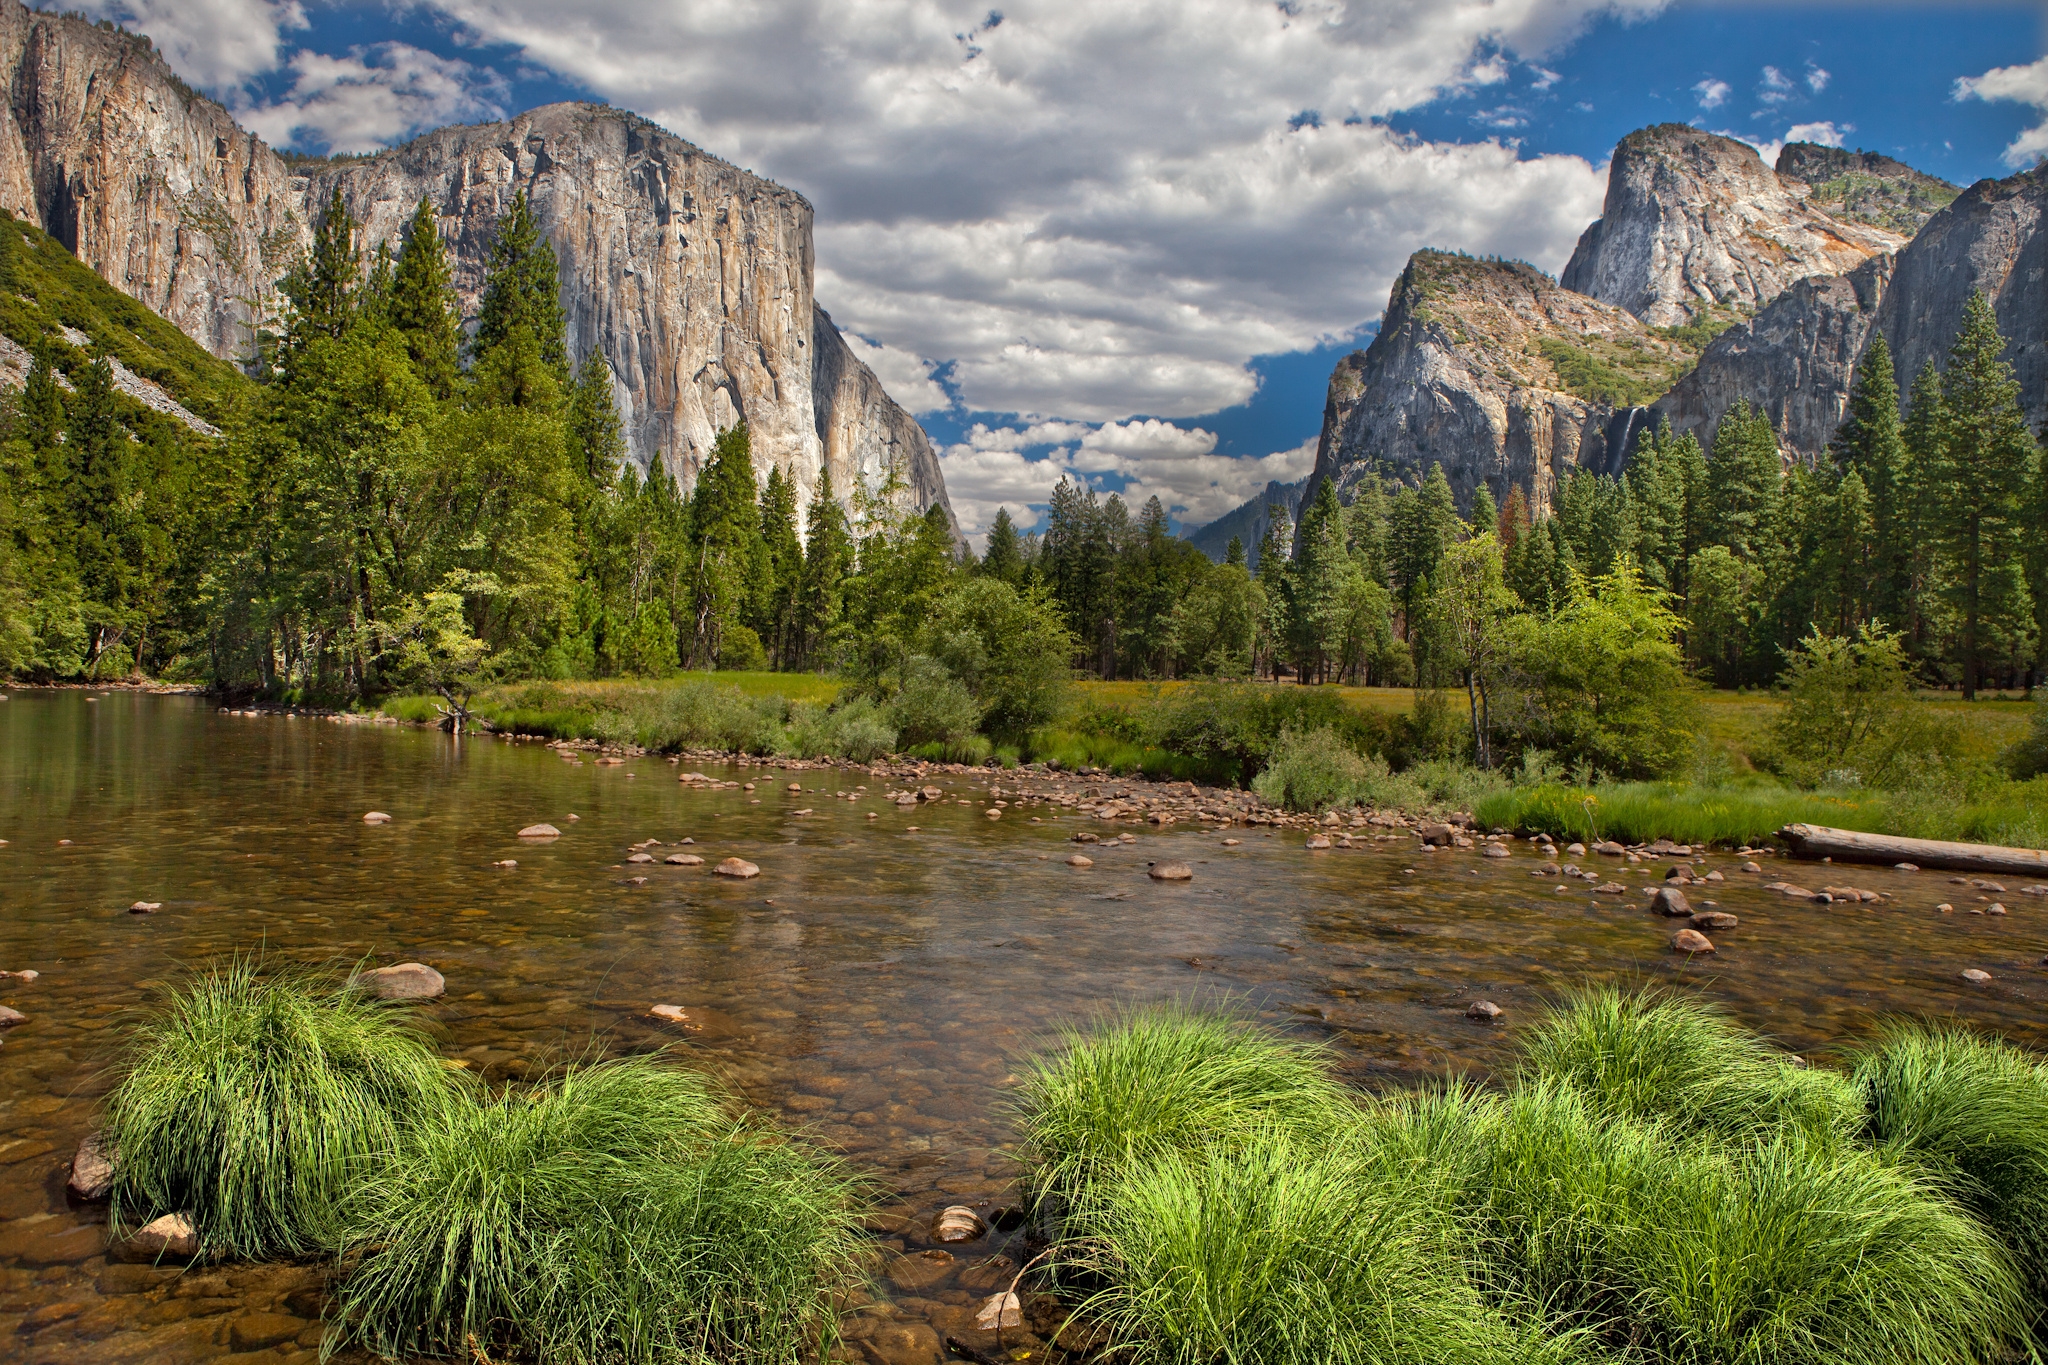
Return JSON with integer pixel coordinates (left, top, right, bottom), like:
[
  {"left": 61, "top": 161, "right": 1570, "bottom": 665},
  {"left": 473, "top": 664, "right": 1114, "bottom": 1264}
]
[{"left": 1186, "top": 477, "right": 1307, "bottom": 566}]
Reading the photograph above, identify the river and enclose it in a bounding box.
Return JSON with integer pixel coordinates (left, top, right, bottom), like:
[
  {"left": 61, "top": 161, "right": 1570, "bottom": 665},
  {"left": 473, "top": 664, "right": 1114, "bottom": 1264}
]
[{"left": 2, "top": 691, "right": 2043, "bottom": 1364}]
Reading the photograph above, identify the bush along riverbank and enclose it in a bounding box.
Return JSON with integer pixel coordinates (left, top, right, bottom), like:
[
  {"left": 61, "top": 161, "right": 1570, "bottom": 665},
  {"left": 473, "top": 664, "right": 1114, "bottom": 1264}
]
[
  {"left": 1014, "top": 991, "right": 2048, "bottom": 1365},
  {"left": 83, "top": 959, "right": 866, "bottom": 1365}
]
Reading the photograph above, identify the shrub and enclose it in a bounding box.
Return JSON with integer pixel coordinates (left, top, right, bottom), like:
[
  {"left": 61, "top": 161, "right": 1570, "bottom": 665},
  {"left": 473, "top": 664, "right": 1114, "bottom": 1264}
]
[
  {"left": 1150, "top": 683, "right": 1386, "bottom": 788},
  {"left": 1767, "top": 626, "right": 1964, "bottom": 788},
  {"left": 1252, "top": 724, "right": 1391, "bottom": 812},
  {"left": 2007, "top": 698, "right": 2048, "bottom": 779},
  {"left": 779, "top": 698, "right": 898, "bottom": 762},
  {"left": 928, "top": 577, "right": 1073, "bottom": 735},
  {"left": 715, "top": 624, "right": 768, "bottom": 672},
  {"left": 1851, "top": 1022, "right": 2048, "bottom": 1290},
  {"left": 332, "top": 1053, "right": 864, "bottom": 1365},
  {"left": 1015, "top": 1005, "right": 1350, "bottom": 1227},
  {"left": 106, "top": 959, "right": 463, "bottom": 1259},
  {"left": 1075, "top": 1130, "right": 1576, "bottom": 1365},
  {"left": 888, "top": 655, "right": 980, "bottom": 747},
  {"left": 1518, "top": 986, "right": 1861, "bottom": 1144},
  {"left": 591, "top": 682, "right": 783, "bottom": 753}
]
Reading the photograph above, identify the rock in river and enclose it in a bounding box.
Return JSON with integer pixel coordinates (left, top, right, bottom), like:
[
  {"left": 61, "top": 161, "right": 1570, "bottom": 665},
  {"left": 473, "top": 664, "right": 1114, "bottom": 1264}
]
[
  {"left": 0, "top": 1005, "right": 25, "bottom": 1026},
  {"left": 1467, "top": 1000, "right": 1503, "bottom": 1022},
  {"left": 1961, "top": 968, "right": 1992, "bottom": 984},
  {"left": 518, "top": 823, "right": 561, "bottom": 839},
  {"left": 362, "top": 811, "right": 392, "bottom": 824},
  {"left": 1649, "top": 886, "right": 1693, "bottom": 917},
  {"left": 1066, "top": 854, "right": 1093, "bottom": 868},
  {"left": 714, "top": 857, "right": 760, "bottom": 878},
  {"left": 128, "top": 901, "right": 161, "bottom": 914},
  {"left": 1148, "top": 862, "right": 1194, "bottom": 881},
  {"left": 359, "top": 962, "right": 445, "bottom": 1001},
  {"left": 127, "top": 1212, "right": 198, "bottom": 1260},
  {"left": 67, "top": 1133, "right": 116, "bottom": 1202},
  {"left": 666, "top": 853, "right": 704, "bottom": 866},
  {"left": 885, "top": 1248, "right": 955, "bottom": 1291},
  {"left": 1690, "top": 911, "right": 1739, "bottom": 930},
  {"left": 934, "top": 1206, "right": 986, "bottom": 1242},
  {"left": 975, "top": 1292, "right": 1024, "bottom": 1331},
  {"left": 1671, "top": 929, "right": 1715, "bottom": 953}
]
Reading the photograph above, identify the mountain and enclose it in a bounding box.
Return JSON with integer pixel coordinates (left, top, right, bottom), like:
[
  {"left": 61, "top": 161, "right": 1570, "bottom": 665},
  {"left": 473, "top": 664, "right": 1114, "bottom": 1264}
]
[
  {"left": 1300, "top": 251, "right": 1690, "bottom": 517},
  {"left": 0, "top": 1, "right": 952, "bottom": 531},
  {"left": 1186, "top": 477, "right": 1306, "bottom": 567},
  {"left": 1561, "top": 124, "right": 1902, "bottom": 327},
  {"left": 1659, "top": 161, "right": 2047, "bottom": 457},
  {"left": 1775, "top": 142, "right": 1960, "bottom": 238}
]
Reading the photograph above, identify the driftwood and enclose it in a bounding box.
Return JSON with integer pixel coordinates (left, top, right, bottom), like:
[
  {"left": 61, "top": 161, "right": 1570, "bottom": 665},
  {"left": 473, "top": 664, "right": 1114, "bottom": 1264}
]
[{"left": 1778, "top": 824, "right": 2048, "bottom": 876}]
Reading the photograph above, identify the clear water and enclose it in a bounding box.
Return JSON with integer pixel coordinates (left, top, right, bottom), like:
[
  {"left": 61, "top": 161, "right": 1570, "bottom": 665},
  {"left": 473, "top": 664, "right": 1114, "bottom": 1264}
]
[{"left": 2, "top": 692, "right": 2043, "bottom": 1363}]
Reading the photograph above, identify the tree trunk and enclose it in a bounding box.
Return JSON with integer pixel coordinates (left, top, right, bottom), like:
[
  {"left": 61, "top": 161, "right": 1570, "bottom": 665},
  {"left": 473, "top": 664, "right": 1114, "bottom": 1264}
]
[{"left": 1779, "top": 823, "right": 2048, "bottom": 875}]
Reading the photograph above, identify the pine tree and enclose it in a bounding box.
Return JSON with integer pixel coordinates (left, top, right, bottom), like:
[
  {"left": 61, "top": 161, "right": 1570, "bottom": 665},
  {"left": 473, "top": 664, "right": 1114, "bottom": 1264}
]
[
  {"left": 67, "top": 351, "right": 130, "bottom": 671},
  {"left": 1626, "top": 421, "right": 1700, "bottom": 595},
  {"left": 758, "top": 463, "right": 803, "bottom": 668},
  {"left": 1928, "top": 293, "right": 2037, "bottom": 698},
  {"left": 1900, "top": 360, "right": 1947, "bottom": 661},
  {"left": 1705, "top": 401, "right": 1781, "bottom": 564},
  {"left": 387, "top": 198, "right": 461, "bottom": 399},
  {"left": 567, "top": 351, "right": 624, "bottom": 488},
  {"left": 682, "top": 424, "right": 768, "bottom": 668},
  {"left": 1470, "top": 484, "right": 1499, "bottom": 544},
  {"left": 1345, "top": 476, "right": 1389, "bottom": 585},
  {"left": 1289, "top": 478, "right": 1347, "bottom": 682},
  {"left": 1831, "top": 335, "right": 1911, "bottom": 629},
  {"left": 981, "top": 506, "right": 1023, "bottom": 584},
  {"left": 280, "top": 186, "right": 359, "bottom": 355},
  {"left": 1224, "top": 535, "right": 1246, "bottom": 569},
  {"left": 796, "top": 466, "right": 853, "bottom": 668},
  {"left": 472, "top": 189, "right": 567, "bottom": 377},
  {"left": 1389, "top": 464, "right": 1458, "bottom": 631}
]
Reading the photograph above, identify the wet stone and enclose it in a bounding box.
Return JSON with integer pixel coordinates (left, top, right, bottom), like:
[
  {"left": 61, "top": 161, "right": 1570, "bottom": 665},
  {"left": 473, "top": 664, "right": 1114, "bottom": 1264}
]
[
  {"left": 714, "top": 857, "right": 760, "bottom": 878},
  {"left": 1649, "top": 886, "right": 1693, "bottom": 917},
  {"left": 516, "top": 823, "right": 561, "bottom": 839},
  {"left": 933, "top": 1206, "right": 985, "bottom": 1242},
  {"left": 665, "top": 853, "right": 704, "bottom": 866},
  {"left": 884, "top": 1249, "right": 955, "bottom": 1291},
  {"left": 1690, "top": 911, "right": 1739, "bottom": 930},
  {"left": 0, "top": 1005, "right": 24, "bottom": 1026},
  {"left": 67, "top": 1132, "right": 115, "bottom": 1202},
  {"left": 1962, "top": 968, "right": 1993, "bottom": 983},
  {"left": 1148, "top": 862, "right": 1194, "bottom": 881},
  {"left": 1672, "top": 929, "right": 1715, "bottom": 954},
  {"left": 359, "top": 962, "right": 444, "bottom": 1001},
  {"left": 1466, "top": 1000, "right": 1503, "bottom": 1023},
  {"left": 230, "top": 1312, "right": 307, "bottom": 1351},
  {"left": 1065, "top": 855, "right": 1093, "bottom": 868}
]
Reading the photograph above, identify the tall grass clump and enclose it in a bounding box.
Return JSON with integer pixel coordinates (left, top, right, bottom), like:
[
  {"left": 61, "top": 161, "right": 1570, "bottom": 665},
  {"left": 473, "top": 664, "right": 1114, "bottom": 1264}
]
[
  {"left": 1852, "top": 1021, "right": 2048, "bottom": 1289},
  {"left": 1467, "top": 1080, "right": 2026, "bottom": 1365},
  {"left": 778, "top": 697, "right": 897, "bottom": 762},
  {"left": 105, "top": 959, "right": 462, "bottom": 1259},
  {"left": 1519, "top": 986, "right": 1862, "bottom": 1143},
  {"left": 331, "top": 1052, "right": 864, "bottom": 1365},
  {"left": 1074, "top": 1128, "right": 1581, "bottom": 1365},
  {"left": 1015, "top": 1005, "right": 1351, "bottom": 1226}
]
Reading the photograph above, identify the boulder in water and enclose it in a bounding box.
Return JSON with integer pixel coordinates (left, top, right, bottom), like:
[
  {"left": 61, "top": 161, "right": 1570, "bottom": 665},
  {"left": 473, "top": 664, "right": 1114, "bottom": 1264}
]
[
  {"left": 360, "top": 962, "right": 445, "bottom": 1001},
  {"left": 517, "top": 823, "right": 561, "bottom": 839},
  {"left": 362, "top": 812, "right": 391, "bottom": 824},
  {"left": 933, "top": 1206, "right": 986, "bottom": 1242},
  {"left": 128, "top": 1212, "right": 198, "bottom": 1260},
  {"left": 1148, "top": 862, "right": 1194, "bottom": 881},
  {"left": 714, "top": 857, "right": 760, "bottom": 878},
  {"left": 1671, "top": 929, "right": 1715, "bottom": 953},
  {"left": 67, "top": 1133, "right": 115, "bottom": 1203}
]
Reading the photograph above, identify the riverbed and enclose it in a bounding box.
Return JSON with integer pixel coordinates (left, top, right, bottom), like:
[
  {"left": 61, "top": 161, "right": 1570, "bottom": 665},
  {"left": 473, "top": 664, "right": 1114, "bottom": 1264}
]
[{"left": 2, "top": 691, "right": 2044, "bottom": 1364}]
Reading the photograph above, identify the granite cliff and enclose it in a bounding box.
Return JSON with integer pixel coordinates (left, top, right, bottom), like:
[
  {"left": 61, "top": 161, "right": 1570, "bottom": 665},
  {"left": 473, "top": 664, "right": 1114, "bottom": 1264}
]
[
  {"left": 1187, "top": 477, "right": 1306, "bottom": 567},
  {"left": 1776, "top": 142, "right": 1959, "bottom": 238},
  {"left": 0, "top": 2, "right": 952, "bottom": 530},
  {"left": 1302, "top": 252, "right": 1689, "bottom": 518},
  {"left": 1562, "top": 125, "right": 1902, "bottom": 327}
]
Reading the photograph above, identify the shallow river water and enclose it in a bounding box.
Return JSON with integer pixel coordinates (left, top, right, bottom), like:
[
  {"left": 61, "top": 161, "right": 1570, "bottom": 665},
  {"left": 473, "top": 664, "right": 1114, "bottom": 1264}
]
[{"left": 2, "top": 691, "right": 2045, "bottom": 1364}]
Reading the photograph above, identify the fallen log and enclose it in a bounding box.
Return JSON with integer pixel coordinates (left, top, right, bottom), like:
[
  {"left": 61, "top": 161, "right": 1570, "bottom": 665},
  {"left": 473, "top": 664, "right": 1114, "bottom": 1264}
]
[{"left": 1778, "top": 824, "right": 2048, "bottom": 876}]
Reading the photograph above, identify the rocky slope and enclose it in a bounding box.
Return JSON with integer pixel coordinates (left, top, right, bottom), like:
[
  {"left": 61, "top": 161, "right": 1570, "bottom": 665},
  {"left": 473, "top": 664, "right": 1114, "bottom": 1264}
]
[
  {"left": 1562, "top": 124, "right": 1903, "bottom": 327},
  {"left": 1303, "top": 252, "right": 1690, "bottom": 518},
  {"left": 1776, "top": 143, "right": 1959, "bottom": 238},
  {"left": 1187, "top": 477, "right": 1306, "bottom": 566},
  {"left": 1657, "top": 162, "right": 2047, "bottom": 458},
  {"left": 0, "top": 2, "right": 952, "bottom": 530}
]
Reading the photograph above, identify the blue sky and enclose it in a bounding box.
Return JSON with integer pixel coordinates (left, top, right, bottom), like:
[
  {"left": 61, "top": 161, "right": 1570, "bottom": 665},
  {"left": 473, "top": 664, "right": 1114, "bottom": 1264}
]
[{"left": 94, "top": 0, "right": 2047, "bottom": 539}]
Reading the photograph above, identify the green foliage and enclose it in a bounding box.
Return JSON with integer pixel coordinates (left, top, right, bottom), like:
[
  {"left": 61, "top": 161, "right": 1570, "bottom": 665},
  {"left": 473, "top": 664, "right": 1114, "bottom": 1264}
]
[
  {"left": 331, "top": 1052, "right": 864, "bottom": 1365},
  {"left": 1251, "top": 723, "right": 1406, "bottom": 813},
  {"left": 105, "top": 958, "right": 463, "bottom": 1260},
  {"left": 1767, "top": 625, "right": 1961, "bottom": 787},
  {"left": 1535, "top": 334, "right": 1678, "bottom": 407},
  {"left": 927, "top": 575, "right": 1073, "bottom": 735},
  {"left": 778, "top": 696, "right": 897, "bottom": 762},
  {"left": 887, "top": 655, "right": 981, "bottom": 747},
  {"left": 385, "top": 198, "right": 460, "bottom": 399},
  {"left": 588, "top": 681, "right": 785, "bottom": 753},
  {"left": 471, "top": 189, "right": 567, "bottom": 377}
]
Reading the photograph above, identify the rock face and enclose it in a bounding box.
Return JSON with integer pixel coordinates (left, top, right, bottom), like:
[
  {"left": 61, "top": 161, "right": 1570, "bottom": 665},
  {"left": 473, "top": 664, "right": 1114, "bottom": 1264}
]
[
  {"left": 1655, "top": 254, "right": 1892, "bottom": 461},
  {"left": 1304, "top": 252, "right": 1689, "bottom": 517},
  {"left": 1186, "top": 477, "right": 1306, "bottom": 567},
  {"left": 1776, "top": 143, "right": 1959, "bottom": 238},
  {"left": 0, "top": 3, "right": 952, "bottom": 530},
  {"left": 1562, "top": 125, "right": 1902, "bottom": 326}
]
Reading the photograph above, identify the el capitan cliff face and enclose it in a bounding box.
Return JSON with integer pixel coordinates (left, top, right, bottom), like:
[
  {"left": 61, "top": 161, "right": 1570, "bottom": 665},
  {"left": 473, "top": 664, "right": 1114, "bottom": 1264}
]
[{"left": 0, "top": 3, "right": 952, "bottom": 530}]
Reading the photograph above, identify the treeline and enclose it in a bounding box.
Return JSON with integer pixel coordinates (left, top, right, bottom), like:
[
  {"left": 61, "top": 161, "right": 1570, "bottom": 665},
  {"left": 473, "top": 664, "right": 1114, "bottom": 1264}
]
[{"left": 0, "top": 191, "right": 1070, "bottom": 713}]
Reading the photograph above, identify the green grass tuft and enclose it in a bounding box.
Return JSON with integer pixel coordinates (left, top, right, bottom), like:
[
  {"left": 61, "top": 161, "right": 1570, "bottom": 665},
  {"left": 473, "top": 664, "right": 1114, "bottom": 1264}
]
[
  {"left": 330, "top": 1051, "right": 865, "bottom": 1365},
  {"left": 1851, "top": 1021, "right": 2048, "bottom": 1292},
  {"left": 1518, "top": 985, "right": 1862, "bottom": 1143},
  {"left": 105, "top": 958, "right": 464, "bottom": 1260}
]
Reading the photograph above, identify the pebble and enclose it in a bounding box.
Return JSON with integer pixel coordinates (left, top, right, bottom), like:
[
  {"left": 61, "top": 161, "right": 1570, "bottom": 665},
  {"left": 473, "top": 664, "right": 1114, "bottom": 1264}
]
[
  {"left": 128, "top": 1212, "right": 198, "bottom": 1260},
  {"left": 975, "top": 1291, "right": 1024, "bottom": 1331},
  {"left": 1567, "top": 843, "right": 1586, "bottom": 856},
  {"left": 1671, "top": 928, "right": 1715, "bottom": 953},
  {"left": 1466, "top": 1000, "right": 1502, "bottom": 1022},
  {"left": 1989, "top": 903, "right": 2007, "bottom": 915},
  {"left": 1221, "top": 838, "right": 1241, "bottom": 846},
  {"left": 985, "top": 808, "right": 1002, "bottom": 819},
  {"left": 359, "top": 962, "right": 445, "bottom": 1001},
  {"left": 362, "top": 811, "right": 391, "bottom": 824},
  {"left": 0, "top": 969, "right": 36, "bottom": 982},
  {"left": 1148, "top": 862, "right": 1193, "bottom": 881},
  {"left": 666, "top": 853, "right": 704, "bottom": 866},
  {"left": 493, "top": 859, "right": 517, "bottom": 868},
  {"left": 1937, "top": 903, "right": 1954, "bottom": 913},
  {"left": 1071, "top": 832, "right": 1099, "bottom": 844},
  {"left": 129, "top": 901, "right": 161, "bottom": 914},
  {"left": 517, "top": 823, "right": 561, "bottom": 839},
  {"left": 788, "top": 783, "right": 802, "bottom": 791},
  {"left": 1961, "top": 968, "right": 1992, "bottom": 984},
  {"left": 714, "top": 857, "right": 760, "bottom": 878},
  {"left": 627, "top": 852, "right": 656, "bottom": 863},
  {"left": 933, "top": 1206, "right": 986, "bottom": 1242},
  {"left": 1483, "top": 844, "right": 1510, "bottom": 858},
  {"left": 1066, "top": 855, "right": 1093, "bottom": 868}
]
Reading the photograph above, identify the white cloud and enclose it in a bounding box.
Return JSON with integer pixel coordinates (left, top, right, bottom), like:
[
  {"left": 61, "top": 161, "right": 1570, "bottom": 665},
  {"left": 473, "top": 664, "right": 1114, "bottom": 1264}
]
[
  {"left": 407, "top": 0, "right": 1660, "bottom": 423},
  {"left": 1956, "top": 55, "right": 2048, "bottom": 168},
  {"left": 1693, "top": 78, "right": 1730, "bottom": 110},
  {"left": 74, "top": 0, "right": 304, "bottom": 89},
  {"left": 1758, "top": 64, "right": 1795, "bottom": 105},
  {"left": 1529, "top": 65, "right": 1562, "bottom": 91},
  {"left": 838, "top": 331, "right": 952, "bottom": 415},
  {"left": 1804, "top": 63, "right": 1829, "bottom": 94},
  {"left": 1784, "top": 120, "right": 1848, "bottom": 148},
  {"left": 234, "top": 43, "right": 508, "bottom": 155}
]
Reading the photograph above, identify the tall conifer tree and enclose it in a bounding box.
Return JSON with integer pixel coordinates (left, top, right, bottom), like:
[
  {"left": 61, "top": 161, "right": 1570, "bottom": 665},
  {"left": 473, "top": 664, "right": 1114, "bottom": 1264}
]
[
  {"left": 387, "top": 198, "right": 461, "bottom": 399},
  {"left": 472, "top": 190, "right": 567, "bottom": 377}
]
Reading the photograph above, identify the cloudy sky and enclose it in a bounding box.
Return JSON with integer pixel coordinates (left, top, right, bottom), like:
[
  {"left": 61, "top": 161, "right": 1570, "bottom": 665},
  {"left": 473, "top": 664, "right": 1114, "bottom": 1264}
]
[{"left": 84, "top": 0, "right": 2044, "bottom": 543}]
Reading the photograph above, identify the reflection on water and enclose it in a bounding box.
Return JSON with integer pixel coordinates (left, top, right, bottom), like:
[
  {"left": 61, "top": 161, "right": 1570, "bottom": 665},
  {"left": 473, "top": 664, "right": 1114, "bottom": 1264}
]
[{"left": 2, "top": 692, "right": 2043, "bottom": 1362}]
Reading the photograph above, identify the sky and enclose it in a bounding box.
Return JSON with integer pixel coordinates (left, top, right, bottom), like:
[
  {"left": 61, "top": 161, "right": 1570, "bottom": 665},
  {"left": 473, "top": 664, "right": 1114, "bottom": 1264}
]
[{"left": 77, "top": 0, "right": 2048, "bottom": 545}]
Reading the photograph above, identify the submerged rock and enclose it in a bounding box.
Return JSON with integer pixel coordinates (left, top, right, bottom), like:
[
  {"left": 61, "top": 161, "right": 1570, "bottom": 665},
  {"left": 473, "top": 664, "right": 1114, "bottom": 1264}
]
[
  {"left": 884, "top": 1248, "right": 955, "bottom": 1291},
  {"left": 649, "top": 1004, "right": 692, "bottom": 1024},
  {"left": 934, "top": 1206, "right": 985, "bottom": 1242},
  {"left": 1466, "top": 1000, "right": 1503, "bottom": 1022},
  {"left": 517, "top": 823, "right": 561, "bottom": 839},
  {"left": 128, "top": 901, "right": 161, "bottom": 914},
  {"left": 975, "top": 1291, "right": 1024, "bottom": 1331},
  {"left": 1305, "top": 835, "right": 1332, "bottom": 850},
  {"left": 714, "top": 857, "right": 760, "bottom": 878},
  {"left": 665, "top": 853, "right": 705, "bottom": 866},
  {"left": 360, "top": 962, "right": 445, "bottom": 1001},
  {"left": 1961, "top": 968, "right": 1992, "bottom": 983},
  {"left": 67, "top": 1133, "right": 115, "bottom": 1202}
]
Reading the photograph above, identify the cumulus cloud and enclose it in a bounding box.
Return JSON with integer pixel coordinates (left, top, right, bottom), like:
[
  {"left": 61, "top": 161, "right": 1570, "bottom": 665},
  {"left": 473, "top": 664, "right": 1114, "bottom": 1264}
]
[
  {"left": 74, "top": 0, "right": 304, "bottom": 90},
  {"left": 1758, "top": 64, "right": 1795, "bottom": 105},
  {"left": 1784, "top": 120, "right": 1848, "bottom": 148},
  {"left": 1804, "top": 62, "right": 1830, "bottom": 94},
  {"left": 837, "top": 331, "right": 952, "bottom": 415},
  {"left": 408, "top": 0, "right": 1660, "bottom": 421},
  {"left": 1956, "top": 55, "right": 2048, "bottom": 168},
  {"left": 1693, "top": 78, "right": 1730, "bottom": 110},
  {"left": 234, "top": 43, "right": 508, "bottom": 154}
]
